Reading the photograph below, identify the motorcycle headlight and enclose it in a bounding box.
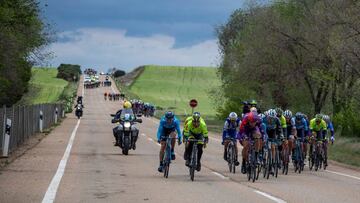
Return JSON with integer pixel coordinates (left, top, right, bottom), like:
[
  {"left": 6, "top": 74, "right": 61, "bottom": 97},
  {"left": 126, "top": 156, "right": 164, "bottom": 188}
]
[{"left": 124, "top": 122, "right": 131, "bottom": 130}]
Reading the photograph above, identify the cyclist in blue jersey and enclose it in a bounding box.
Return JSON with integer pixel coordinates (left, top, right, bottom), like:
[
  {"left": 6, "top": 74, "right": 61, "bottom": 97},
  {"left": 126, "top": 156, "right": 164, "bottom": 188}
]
[
  {"left": 222, "top": 112, "right": 241, "bottom": 166},
  {"left": 157, "top": 111, "right": 182, "bottom": 172}
]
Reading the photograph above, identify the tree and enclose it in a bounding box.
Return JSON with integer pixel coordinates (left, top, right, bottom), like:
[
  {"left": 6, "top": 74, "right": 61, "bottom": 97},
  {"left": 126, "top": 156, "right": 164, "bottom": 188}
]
[
  {"left": 113, "top": 69, "right": 126, "bottom": 78},
  {"left": 0, "top": 0, "right": 51, "bottom": 106}
]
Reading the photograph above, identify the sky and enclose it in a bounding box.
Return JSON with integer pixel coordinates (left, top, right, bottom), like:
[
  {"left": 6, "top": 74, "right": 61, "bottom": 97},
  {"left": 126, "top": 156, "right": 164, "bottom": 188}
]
[{"left": 40, "top": 0, "right": 245, "bottom": 72}]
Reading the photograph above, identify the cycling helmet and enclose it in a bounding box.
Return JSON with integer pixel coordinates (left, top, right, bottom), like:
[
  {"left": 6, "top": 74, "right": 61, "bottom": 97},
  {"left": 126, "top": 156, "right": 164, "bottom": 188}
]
[
  {"left": 315, "top": 114, "right": 323, "bottom": 121},
  {"left": 259, "top": 113, "right": 266, "bottom": 119},
  {"left": 165, "top": 111, "right": 174, "bottom": 119},
  {"left": 322, "top": 114, "right": 330, "bottom": 122},
  {"left": 192, "top": 112, "right": 201, "bottom": 122},
  {"left": 123, "top": 101, "right": 132, "bottom": 109},
  {"left": 268, "top": 109, "right": 277, "bottom": 118},
  {"left": 295, "top": 112, "right": 303, "bottom": 120},
  {"left": 249, "top": 99, "right": 257, "bottom": 106},
  {"left": 229, "top": 112, "right": 238, "bottom": 121},
  {"left": 284, "top": 110, "right": 292, "bottom": 118},
  {"left": 275, "top": 107, "right": 283, "bottom": 116}
]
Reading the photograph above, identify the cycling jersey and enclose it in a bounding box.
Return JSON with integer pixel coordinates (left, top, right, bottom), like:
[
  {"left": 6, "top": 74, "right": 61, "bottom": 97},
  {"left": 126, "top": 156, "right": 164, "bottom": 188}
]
[
  {"left": 262, "top": 117, "right": 282, "bottom": 139},
  {"left": 309, "top": 119, "right": 327, "bottom": 132},
  {"left": 184, "top": 120, "right": 208, "bottom": 143},
  {"left": 184, "top": 116, "right": 206, "bottom": 137},
  {"left": 157, "top": 116, "right": 182, "bottom": 141},
  {"left": 222, "top": 118, "right": 241, "bottom": 141},
  {"left": 278, "top": 115, "right": 287, "bottom": 128}
]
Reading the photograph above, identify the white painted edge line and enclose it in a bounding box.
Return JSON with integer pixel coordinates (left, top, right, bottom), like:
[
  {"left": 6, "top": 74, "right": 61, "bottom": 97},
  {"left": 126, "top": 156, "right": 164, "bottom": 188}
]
[
  {"left": 42, "top": 119, "right": 81, "bottom": 203},
  {"left": 254, "top": 190, "right": 287, "bottom": 203},
  {"left": 326, "top": 170, "right": 360, "bottom": 181},
  {"left": 212, "top": 172, "right": 229, "bottom": 179}
]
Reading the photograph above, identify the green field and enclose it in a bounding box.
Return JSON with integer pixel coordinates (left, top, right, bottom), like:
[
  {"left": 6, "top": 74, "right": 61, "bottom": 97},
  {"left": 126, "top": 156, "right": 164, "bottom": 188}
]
[
  {"left": 19, "top": 68, "right": 68, "bottom": 104},
  {"left": 130, "top": 65, "right": 220, "bottom": 117}
]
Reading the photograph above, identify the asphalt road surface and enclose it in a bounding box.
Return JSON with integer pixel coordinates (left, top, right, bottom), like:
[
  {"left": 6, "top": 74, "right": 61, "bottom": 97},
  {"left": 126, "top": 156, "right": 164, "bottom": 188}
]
[{"left": 0, "top": 76, "right": 359, "bottom": 203}]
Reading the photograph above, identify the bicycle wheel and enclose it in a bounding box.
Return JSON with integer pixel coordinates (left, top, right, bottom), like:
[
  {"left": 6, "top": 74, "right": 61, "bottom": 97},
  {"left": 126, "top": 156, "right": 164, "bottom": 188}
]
[
  {"left": 164, "top": 163, "right": 169, "bottom": 178},
  {"left": 266, "top": 148, "right": 272, "bottom": 179},
  {"left": 227, "top": 143, "right": 234, "bottom": 173},
  {"left": 190, "top": 144, "right": 197, "bottom": 181},
  {"left": 275, "top": 147, "right": 279, "bottom": 178},
  {"left": 262, "top": 149, "right": 268, "bottom": 178}
]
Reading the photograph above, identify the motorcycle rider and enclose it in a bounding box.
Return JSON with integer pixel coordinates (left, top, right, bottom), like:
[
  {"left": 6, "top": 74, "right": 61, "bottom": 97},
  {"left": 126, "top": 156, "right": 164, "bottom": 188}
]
[
  {"left": 222, "top": 112, "right": 241, "bottom": 166},
  {"left": 74, "top": 100, "right": 84, "bottom": 118},
  {"left": 112, "top": 101, "right": 139, "bottom": 148},
  {"left": 157, "top": 111, "right": 182, "bottom": 172}
]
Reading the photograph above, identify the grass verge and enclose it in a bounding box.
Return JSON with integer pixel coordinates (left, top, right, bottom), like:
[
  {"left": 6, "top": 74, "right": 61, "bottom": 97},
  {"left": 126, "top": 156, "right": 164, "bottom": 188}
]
[{"left": 328, "top": 136, "right": 360, "bottom": 168}]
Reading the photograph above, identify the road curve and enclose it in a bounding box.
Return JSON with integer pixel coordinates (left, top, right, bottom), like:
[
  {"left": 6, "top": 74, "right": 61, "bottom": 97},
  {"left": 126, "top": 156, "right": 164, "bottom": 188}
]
[{"left": 0, "top": 76, "right": 359, "bottom": 203}]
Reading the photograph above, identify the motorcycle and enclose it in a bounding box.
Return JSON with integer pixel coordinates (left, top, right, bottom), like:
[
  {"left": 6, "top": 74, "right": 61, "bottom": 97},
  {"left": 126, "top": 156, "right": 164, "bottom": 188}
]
[
  {"left": 111, "top": 112, "right": 142, "bottom": 155},
  {"left": 75, "top": 105, "right": 83, "bottom": 119}
]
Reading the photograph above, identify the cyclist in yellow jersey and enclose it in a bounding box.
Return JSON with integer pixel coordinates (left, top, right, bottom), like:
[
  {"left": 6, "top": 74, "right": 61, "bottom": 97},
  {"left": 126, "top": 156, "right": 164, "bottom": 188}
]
[
  {"left": 183, "top": 112, "right": 208, "bottom": 171},
  {"left": 309, "top": 114, "right": 328, "bottom": 166}
]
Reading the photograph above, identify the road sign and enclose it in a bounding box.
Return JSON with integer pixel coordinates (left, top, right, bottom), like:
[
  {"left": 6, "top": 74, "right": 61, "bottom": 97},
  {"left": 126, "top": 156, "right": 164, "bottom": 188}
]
[{"left": 189, "top": 99, "right": 198, "bottom": 108}]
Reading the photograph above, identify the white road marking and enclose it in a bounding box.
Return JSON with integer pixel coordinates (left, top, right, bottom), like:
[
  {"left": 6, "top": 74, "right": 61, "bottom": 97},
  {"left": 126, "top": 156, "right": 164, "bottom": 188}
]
[
  {"left": 212, "top": 172, "right": 229, "bottom": 179},
  {"left": 254, "top": 190, "right": 287, "bottom": 203},
  {"left": 42, "top": 119, "right": 81, "bottom": 203},
  {"left": 326, "top": 170, "right": 360, "bottom": 181},
  {"left": 147, "top": 138, "right": 153, "bottom": 141},
  {"left": 141, "top": 133, "right": 146, "bottom": 137}
]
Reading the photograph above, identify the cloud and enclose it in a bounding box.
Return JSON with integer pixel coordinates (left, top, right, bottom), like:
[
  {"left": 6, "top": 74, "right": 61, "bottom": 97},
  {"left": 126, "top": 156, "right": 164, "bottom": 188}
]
[{"left": 49, "top": 28, "right": 219, "bottom": 71}]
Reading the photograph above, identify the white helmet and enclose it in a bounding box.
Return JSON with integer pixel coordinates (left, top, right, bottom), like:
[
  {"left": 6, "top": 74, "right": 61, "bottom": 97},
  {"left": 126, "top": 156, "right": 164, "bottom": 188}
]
[
  {"left": 268, "top": 109, "right": 277, "bottom": 118},
  {"left": 229, "top": 112, "right": 238, "bottom": 121},
  {"left": 284, "top": 110, "right": 292, "bottom": 118}
]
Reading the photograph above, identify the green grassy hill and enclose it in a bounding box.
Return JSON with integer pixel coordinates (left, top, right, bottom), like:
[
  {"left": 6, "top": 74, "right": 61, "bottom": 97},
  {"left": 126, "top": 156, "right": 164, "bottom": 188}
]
[
  {"left": 130, "top": 65, "right": 220, "bottom": 116},
  {"left": 19, "top": 68, "right": 68, "bottom": 104}
]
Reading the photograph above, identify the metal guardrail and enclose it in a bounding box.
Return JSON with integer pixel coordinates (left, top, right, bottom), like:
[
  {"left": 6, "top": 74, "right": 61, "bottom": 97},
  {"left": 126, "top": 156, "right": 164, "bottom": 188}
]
[{"left": 0, "top": 103, "right": 65, "bottom": 156}]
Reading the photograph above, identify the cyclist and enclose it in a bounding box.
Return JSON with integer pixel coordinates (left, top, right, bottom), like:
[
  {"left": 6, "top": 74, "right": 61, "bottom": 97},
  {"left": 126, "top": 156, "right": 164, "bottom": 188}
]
[
  {"left": 262, "top": 109, "right": 283, "bottom": 170},
  {"left": 222, "top": 112, "right": 241, "bottom": 166},
  {"left": 238, "top": 111, "right": 262, "bottom": 174},
  {"left": 284, "top": 110, "right": 295, "bottom": 159},
  {"left": 323, "top": 115, "right": 335, "bottom": 144},
  {"left": 309, "top": 114, "right": 328, "bottom": 166},
  {"left": 291, "top": 112, "right": 309, "bottom": 160},
  {"left": 275, "top": 107, "right": 287, "bottom": 137},
  {"left": 156, "top": 111, "right": 182, "bottom": 172},
  {"left": 183, "top": 112, "right": 208, "bottom": 171},
  {"left": 104, "top": 92, "right": 107, "bottom": 100}
]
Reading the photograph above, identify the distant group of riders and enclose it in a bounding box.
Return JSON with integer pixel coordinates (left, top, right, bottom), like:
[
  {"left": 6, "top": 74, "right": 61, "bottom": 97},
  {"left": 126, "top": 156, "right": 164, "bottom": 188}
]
[
  {"left": 104, "top": 92, "right": 124, "bottom": 101},
  {"left": 130, "top": 99, "right": 156, "bottom": 117}
]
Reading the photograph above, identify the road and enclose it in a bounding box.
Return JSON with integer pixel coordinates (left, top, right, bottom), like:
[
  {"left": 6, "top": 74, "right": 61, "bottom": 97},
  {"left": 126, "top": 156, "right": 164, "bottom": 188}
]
[{"left": 0, "top": 76, "right": 359, "bottom": 203}]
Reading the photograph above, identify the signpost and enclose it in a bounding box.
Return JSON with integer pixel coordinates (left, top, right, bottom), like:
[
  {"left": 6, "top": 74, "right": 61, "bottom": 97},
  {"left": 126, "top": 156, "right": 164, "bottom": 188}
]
[{"left": 189, "top": 99, "right": 198, "bottom": 114}]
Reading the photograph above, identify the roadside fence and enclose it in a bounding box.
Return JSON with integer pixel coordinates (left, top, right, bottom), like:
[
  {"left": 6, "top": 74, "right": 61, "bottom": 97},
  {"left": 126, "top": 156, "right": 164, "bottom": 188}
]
[{"left": 0, "top": 103, "right": 65, "bottom": 157}]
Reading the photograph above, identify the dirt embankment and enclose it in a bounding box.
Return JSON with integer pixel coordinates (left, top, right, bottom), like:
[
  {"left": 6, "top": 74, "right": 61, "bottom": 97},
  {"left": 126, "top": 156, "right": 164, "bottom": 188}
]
[{"left": 116, "top": 66, "right": 145, "bottom": 87}]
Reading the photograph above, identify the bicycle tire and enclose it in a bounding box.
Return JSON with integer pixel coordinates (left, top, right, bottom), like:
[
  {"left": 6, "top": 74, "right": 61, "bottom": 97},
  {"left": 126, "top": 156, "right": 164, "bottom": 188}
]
[
  {"left": 275, "top": 148, "right": 279, "bottom": 178},
  {"left": 164, "top": 164, "right": 169, "bottom": 178},
  {"left": 190, "top": 143, "right": 198, "bottom": 181}
]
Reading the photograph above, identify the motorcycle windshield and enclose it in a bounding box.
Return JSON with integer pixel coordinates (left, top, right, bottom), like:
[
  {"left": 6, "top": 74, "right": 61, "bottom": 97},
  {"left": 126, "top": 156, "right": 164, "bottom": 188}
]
[{"left": 120, "top": 109, "right": 135, "bottom": 121}]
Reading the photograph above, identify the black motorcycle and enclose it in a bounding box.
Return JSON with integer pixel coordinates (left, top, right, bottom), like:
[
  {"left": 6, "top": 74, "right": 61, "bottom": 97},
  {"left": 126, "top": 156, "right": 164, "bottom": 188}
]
[
  {"left": 111, "top": 112, "right": 142, "bottom": 155},
  {"left": 75, "top": 105, "right": 83, "bottom": 119}
]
